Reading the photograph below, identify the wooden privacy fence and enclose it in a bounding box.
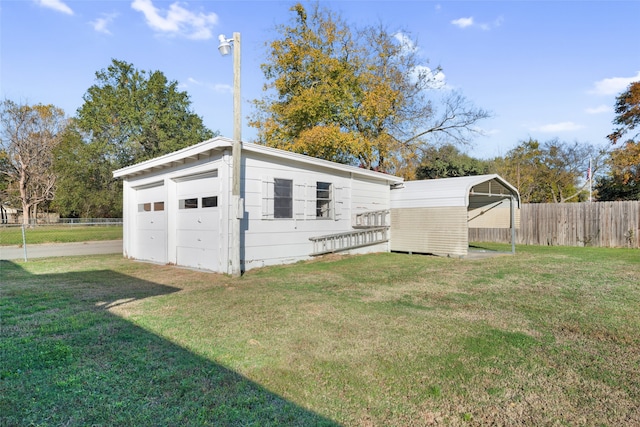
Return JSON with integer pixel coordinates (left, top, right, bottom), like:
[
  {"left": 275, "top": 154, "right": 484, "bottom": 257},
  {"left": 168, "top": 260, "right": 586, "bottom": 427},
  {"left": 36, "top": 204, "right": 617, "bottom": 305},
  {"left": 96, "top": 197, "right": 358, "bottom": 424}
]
[{"left": 469, "top": 201, "right": 640, "bottom": 248}]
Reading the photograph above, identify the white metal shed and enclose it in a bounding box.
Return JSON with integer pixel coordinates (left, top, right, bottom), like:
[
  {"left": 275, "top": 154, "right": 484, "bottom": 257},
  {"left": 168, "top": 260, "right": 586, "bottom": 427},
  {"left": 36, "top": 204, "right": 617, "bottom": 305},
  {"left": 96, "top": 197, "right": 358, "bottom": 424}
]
[{"left": 390, "top": 174, "right": 520, "bottom": 257}]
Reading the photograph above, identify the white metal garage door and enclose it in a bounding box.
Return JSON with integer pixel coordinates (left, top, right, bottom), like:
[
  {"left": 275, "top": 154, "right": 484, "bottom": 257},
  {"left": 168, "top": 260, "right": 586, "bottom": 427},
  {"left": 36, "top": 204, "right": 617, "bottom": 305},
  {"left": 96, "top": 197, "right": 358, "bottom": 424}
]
[
  {"left": 135, "top": 182, "right": 167, "bottom": 263},
  {"left": 175, "top": 171, "right": 220, "bottom": 271}
]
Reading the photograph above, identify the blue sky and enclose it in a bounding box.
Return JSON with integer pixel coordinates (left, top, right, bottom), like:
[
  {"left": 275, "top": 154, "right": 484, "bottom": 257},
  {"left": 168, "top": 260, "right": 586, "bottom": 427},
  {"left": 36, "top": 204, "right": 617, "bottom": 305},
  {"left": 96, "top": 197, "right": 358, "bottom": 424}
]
[{"left": 2, "top": 0, "right": 639, "bottom": 159}]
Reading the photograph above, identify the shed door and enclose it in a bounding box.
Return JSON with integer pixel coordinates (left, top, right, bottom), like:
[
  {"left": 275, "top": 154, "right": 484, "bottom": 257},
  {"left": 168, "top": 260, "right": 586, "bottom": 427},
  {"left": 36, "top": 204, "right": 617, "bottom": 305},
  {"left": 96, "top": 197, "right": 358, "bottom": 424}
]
[
  {"left": 175, "top": 172, "right": 220, "bottom": 271},
  {"left": 135, "top": 182, "right": 167, "bottom": 263}
]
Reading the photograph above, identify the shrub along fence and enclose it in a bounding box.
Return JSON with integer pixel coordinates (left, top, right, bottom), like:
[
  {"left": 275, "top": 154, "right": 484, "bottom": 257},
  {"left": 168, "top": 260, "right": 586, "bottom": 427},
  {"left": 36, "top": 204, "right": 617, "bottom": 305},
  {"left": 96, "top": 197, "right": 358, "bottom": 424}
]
[{"left": 470, "top": 201, "right": 640, "bottom": 248}]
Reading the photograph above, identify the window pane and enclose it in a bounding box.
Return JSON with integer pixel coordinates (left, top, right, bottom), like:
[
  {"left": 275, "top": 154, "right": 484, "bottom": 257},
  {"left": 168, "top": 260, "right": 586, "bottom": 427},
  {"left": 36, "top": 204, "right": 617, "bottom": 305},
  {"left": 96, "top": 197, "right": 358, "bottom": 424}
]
[
  {"left": 179, "top": 198, "right": 198, "bottom": 209},
  {"left": 138, "top": 203, "right": 151, "bottom": 212},
  {"left": 316, "top": 182, "right": 332, "bottom": 218},
  {"left": 274, "top": 178, "right": 293, "bottom": 218},
  {"left": 274, "top": 179, "right": 292, "bottom": 198},
  {"left": 202, "top": 196, "right": 218, "bottom": 208},
  {"left": 154, "top": 202, "right": 165, "bottom": 211}
]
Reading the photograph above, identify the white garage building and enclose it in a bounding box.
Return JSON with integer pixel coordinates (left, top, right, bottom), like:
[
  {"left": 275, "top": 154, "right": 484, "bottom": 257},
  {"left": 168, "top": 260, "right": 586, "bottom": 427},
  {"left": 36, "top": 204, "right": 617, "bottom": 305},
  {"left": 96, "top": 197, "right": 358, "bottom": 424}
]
[{"left": 113, "top": 137, "right": 403, "bottom": 274}]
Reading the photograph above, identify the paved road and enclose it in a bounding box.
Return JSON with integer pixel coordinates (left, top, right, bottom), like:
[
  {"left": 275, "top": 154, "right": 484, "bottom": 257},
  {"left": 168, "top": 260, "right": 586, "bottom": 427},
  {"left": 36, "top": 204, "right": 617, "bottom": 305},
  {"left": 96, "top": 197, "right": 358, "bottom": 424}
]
[{"left": 0, "top": 240, "right": 123, "bottom": 261}]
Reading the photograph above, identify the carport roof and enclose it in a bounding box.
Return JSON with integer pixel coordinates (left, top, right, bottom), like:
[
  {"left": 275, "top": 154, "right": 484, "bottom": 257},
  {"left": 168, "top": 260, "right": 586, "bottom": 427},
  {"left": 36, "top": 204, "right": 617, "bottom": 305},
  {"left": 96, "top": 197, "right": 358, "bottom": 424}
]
[
  {"left": 113, "top": 136, "right": 403, "bottom": 184},
  {"left": 390, "top": 174, "right": 520, "bottom": 209}
]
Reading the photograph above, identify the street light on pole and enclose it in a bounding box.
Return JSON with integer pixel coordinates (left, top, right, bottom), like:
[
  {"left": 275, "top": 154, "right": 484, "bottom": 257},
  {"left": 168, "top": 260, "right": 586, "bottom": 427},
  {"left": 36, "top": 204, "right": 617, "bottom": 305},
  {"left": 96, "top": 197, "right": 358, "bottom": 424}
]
[{"left": 218, "top": 32, "right": 242, "bottom": 277}]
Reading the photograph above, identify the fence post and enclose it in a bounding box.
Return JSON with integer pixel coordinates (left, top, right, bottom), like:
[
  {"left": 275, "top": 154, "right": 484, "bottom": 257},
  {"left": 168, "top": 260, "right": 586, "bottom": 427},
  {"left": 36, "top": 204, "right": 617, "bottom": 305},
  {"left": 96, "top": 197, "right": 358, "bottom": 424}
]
[{"left": 21, "top": 224, "right": 27, "bottom": 262}]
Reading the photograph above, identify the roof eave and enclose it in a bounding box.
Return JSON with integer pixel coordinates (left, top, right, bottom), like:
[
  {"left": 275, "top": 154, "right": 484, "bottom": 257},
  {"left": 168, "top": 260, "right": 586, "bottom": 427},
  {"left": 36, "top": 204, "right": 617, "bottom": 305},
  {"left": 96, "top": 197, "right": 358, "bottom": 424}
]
[
  {"left": 113, "top": 137, "right": 403, "bottom": 184},
  {"left": 112, "top": 137, "right": 232, "bottom": 179},
  {"left": 242, "top": 142, "right": 404, "bottom": 183}
]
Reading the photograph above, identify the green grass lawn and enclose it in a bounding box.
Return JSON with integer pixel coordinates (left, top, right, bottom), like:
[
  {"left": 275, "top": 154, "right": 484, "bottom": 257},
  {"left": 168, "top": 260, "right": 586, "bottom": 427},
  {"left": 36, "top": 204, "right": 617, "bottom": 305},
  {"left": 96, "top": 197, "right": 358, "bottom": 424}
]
[
  {"left": 0, "top": 225, "right": 122, "bottom": 246},
  {"left": 1, "top": 246, "right": 639, "bottom": 426}
]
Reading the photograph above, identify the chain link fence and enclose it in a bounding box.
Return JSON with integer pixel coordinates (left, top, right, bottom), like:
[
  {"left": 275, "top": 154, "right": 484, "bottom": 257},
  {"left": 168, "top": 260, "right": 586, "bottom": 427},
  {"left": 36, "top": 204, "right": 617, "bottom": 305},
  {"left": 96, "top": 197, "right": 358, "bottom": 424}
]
[{"left": 0, "top": 219, "right": 123, "bottom": 261}]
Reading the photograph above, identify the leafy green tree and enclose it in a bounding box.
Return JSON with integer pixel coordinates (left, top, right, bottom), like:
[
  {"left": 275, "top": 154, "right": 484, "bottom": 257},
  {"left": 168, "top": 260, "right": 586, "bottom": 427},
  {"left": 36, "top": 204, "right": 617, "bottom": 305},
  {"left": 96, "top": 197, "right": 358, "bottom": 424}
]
[
  {"left": 76, "top": 59, "right": 215, "bottom": 167},
  {"left": 607, "top": 81, "right": 640, "bottom": 145},
  {"left": 415, "top": 144, "right": 489, "bottom": 179},
  {"left": 491, "top": 138, "right": 604, "bottom": 203},
  {"left": 54, "top": 59, "right": 216, "bottom": 217},
  {"left": 596, "top": 141, "right": 640, "bottom": 200},
  {"left": 52, "top": 123, "right": 122, "bottom": 218},
  {"left": 490, "top": 139, "right": 544, "bottom": 202},
  {"left": 598, "top": 81, "right": 640, "bottom": 200},
  {"left": 595, "top": 168, "right": 639, "bottom": 201},
  {"left": 251, "top": 3, "right": 490, "bottom": 176},
  {"left": 0, "top": 99, "right": 67, "bottom": 224}
]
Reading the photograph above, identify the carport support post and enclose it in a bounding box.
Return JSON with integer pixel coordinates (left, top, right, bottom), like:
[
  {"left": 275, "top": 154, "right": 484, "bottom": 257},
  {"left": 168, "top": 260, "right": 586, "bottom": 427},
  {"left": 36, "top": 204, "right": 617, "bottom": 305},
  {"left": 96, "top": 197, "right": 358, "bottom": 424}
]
[
  {"left": 231, "top": 32, "right": 242, "bottom": 277},
  {"left": 510, "top": 196, "right": 516, "bottom": 254}
]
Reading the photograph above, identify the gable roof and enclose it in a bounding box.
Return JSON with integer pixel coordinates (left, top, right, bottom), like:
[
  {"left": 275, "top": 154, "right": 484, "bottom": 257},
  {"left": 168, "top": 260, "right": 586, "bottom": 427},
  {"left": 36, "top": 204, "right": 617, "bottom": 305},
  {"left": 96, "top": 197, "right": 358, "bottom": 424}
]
[
  {"left": 391, "top": 174, "right": 520, "bottom": 208},
  {"left": 113, "top": 136, "right": 403, "bottom": 183}
]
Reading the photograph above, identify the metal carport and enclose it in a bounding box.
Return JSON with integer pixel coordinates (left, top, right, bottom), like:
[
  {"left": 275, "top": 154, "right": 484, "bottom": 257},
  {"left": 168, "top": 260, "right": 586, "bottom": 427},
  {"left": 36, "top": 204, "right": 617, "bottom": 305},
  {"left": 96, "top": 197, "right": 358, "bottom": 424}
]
[{"left": 390, "top": 174, "right": 521, "bottom": 257}]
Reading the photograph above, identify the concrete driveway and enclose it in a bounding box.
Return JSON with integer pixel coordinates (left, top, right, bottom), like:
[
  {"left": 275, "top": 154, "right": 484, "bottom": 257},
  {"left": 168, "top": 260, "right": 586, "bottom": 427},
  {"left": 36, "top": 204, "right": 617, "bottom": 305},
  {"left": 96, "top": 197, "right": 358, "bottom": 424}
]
[{"left": 0, "top": 240, "right": 123, "bottom": 261}]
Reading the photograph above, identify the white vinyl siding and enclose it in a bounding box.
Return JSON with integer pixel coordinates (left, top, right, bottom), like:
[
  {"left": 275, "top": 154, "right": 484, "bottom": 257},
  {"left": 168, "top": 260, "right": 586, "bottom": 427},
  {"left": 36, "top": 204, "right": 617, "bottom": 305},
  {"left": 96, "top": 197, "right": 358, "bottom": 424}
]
[{"left": 245, "top": 153, "right": 394, "bottom": 270}]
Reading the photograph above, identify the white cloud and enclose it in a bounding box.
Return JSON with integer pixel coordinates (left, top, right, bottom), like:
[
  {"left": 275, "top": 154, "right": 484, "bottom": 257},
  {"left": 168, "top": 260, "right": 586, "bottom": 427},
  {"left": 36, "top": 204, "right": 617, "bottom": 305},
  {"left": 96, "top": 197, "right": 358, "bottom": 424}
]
[
  {"left": 483, "top": 128, "right": 501, "bottom": 136},
  {"left": 585, "top": 105, "right": 611, "bottom": 115},
  {"left": 91, "top": 13, "right": 118, "bottom": 35},
  {"left": 131, "top": 0, "right": 218, "bottom": 40},
  {"left": 35, "top": 0, "right": 73, "bottom": 15},
  {"left": 392, "top": 32, "right": 447, "bottom": 89},
  {"left": 185, "top": 77, "right": 232, "bottom": 94},
  {"left": 590, "top": 71, "right": 640, "bottom": 95},
  {"left": 393, "top": 32, "right": 418, "bottom": 54},
  {"left": 451, "top": 17, "right": 474, "bottom": 29},
  {"left": 413, "top": 65, "right": 446, "bottom": 89},
  {"left": 213, "top": 84, "right": 233, "bottom": 94},
  {"left": 451, "top": 15, "right": 503, "bottom": 31},
  {"left": 532, "top": 122, "right": 584, "bottom": 133},
  {"left": 484, "top": 16, "right": 504, "bottom": 30}
]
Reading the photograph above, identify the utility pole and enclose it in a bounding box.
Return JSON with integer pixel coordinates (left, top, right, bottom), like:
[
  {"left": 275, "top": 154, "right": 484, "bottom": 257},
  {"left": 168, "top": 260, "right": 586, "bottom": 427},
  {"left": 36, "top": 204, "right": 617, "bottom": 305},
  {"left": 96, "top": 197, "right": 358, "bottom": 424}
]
[{"left": 219, "top": 32, "right": 243, "bottom": 277}]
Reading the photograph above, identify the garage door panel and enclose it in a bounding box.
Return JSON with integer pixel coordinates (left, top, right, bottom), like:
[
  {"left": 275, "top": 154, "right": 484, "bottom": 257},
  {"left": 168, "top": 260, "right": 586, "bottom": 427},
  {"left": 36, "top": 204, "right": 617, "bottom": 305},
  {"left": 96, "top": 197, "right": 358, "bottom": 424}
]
[
  {"left": 138, "top": 230, "right": 167, "bottom": 261},
  {"left": 176, "top": 211, "right": 219, "bottom": 231},
  {"left": 176, "top": 230, "right": 218, "bottom": 250},
  {"left": 137, "top": 212, "right": 165, "bottom": 229},
  {"left": 135, "top": 183, "right": 167, "bottom": 263},
  {"left": 175, "top": 174, "right": 220, "bottom": 271},
  {"left": 176, "top": 247, "right": 218, "bottom": 271}
]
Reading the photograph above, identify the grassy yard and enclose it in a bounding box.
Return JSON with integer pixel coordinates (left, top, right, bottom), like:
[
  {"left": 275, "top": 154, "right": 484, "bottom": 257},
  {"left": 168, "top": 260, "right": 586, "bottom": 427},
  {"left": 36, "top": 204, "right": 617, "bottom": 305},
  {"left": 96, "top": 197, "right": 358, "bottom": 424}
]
[
  {"left": 0, "top": 225, "right": 122, "bottom": 246},
  {"left": 1, "top": 246, "right": 639, "bottom": 426}
]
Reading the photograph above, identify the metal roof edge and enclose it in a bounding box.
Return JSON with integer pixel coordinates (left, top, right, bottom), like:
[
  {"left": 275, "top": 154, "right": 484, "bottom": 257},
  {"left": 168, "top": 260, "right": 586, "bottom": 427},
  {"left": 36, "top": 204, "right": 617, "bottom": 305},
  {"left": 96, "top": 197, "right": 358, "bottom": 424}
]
[
  {"left": 463, "top": 174, "right": 521, "bottom": 207},
  {"left": 112, "top": 136, "right": 233, "bottom": 179},
  {"left": 112, "top": 137, "right": 403, "bottom": 183},
  {"left": 396, "top": 174, "right": 521, "bottom": 207}
]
